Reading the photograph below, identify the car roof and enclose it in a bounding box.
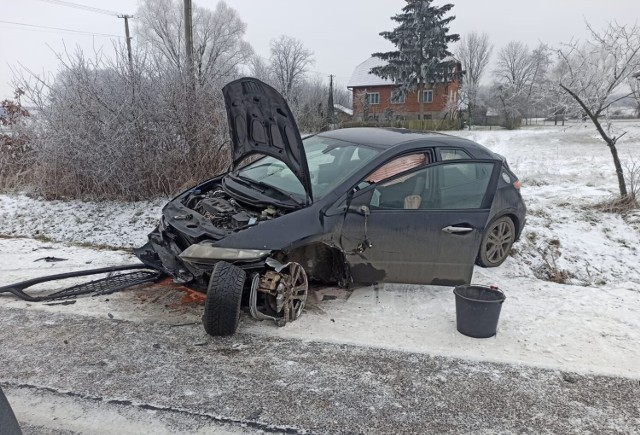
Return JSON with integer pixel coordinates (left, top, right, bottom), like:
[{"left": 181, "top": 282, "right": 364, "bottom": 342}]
[
  {"left": 316, "top": 127, "right": 497, "bottom": 157},
  {"left": 317, "top": 127, "right": 444, "bottom": 148}
]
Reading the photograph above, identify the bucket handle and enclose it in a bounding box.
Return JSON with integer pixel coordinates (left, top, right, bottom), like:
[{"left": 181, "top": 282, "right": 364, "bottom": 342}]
[{"left": 489, "top": 285, "right": 505, "bottom": 296}]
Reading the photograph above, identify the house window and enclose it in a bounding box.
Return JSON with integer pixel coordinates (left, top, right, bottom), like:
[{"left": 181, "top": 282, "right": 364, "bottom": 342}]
[
  {"left": 366, "top": 92, "right": 380, "bottom": 105},
  {"left": 390, "top": 90, "right": 405, "bottom": 104},
  {"left": 420, "top": 90, "right": 433, "bottom": 103}
]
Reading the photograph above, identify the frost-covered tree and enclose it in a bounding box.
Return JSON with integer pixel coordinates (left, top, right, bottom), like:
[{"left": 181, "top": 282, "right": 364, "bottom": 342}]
[
  {"left": 0, "top": 88, "right": 31, "bottom": 188},
  {"left": 555, "top": 22, "right": 640, "bottom": 199},
  {"left": 293, "top": 77, "right": 351, "bottom": 132},
  {"left": 269, "top": 35, "right": 314, "bottom": 102},
  {"left": 370, "top": 0, "right": 460, "bottom": 118},
  {"left": 250, "top": 49, "right": 350, "bottom": 132},
  {"left": 0, "top": 89, "right": 29, "bottom": 126},
  {"left": 12, "top": 0, "right": 253, "bottom": 200},
  {"left": 490, "top": 41, "right": 551, "bottom": 127},
  {"left": 248, "top": 55, "right": 274, "bottom": 85},
  {"left": 526, "top": 44, "right": 553, "bottom": 120},
  {"left": 455, "top": 31, "right": 492, "bottom": 128},
  {"left": 630, "top": 71, "right": 640, "bottom": 117},
  {"left": 137, "top": 0, "right": 252, "bottom": 86}
]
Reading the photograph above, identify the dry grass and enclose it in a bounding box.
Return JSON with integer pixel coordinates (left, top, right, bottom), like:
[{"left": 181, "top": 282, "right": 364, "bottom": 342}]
[
  {"left": 532, "top": 238, "right": 573, "bottom": 284},
  {"left": 592, "top": 195, "right": 638, "bottom": 214}
]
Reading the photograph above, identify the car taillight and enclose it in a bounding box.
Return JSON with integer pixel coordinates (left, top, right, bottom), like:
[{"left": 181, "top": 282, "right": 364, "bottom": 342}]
[{"left": 513, "top": 180, "right": 522, "bottom": 189}]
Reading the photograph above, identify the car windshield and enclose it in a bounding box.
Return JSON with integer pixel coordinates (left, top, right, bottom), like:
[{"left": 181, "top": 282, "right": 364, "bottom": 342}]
[{"left": 236, "top": 135, "right": 381, "bottom": 200}]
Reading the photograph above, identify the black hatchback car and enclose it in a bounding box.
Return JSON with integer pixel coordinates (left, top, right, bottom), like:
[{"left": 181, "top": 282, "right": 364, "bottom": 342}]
[{"left": 136, "top": 78, "right": 526, "bottom": 336}]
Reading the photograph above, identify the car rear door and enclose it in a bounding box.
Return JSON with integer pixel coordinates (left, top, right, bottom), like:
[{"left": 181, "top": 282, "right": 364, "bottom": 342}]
[{"left": 339, "top": 159, "right": 501, "bottom": 285}]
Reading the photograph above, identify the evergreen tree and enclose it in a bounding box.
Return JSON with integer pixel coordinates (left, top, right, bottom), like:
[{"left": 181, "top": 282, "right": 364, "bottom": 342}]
[
  {"left": 371, "top": 0, "right": 460, "bottom": 118},
  {"left": 327, "top": 75, "right": 335, "bottom": 127}
]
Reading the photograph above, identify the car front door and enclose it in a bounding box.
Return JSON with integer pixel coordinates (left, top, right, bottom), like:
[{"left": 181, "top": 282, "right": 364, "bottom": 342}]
[{"left": 340, "top": 160, "right": 501, "bottom": 285}]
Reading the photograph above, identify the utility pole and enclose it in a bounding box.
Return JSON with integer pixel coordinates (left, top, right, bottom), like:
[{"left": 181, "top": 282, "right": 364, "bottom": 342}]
[
  {"left": 118, "top": 15, "right": 133, "bottom": 71},
  {"left": 184, "top": 0, "right": 194, "bottom": 77},
  {"left": 118, "top": 14, "right": 141, "bottom": 141},
  {"left": 183, "top": 0, "right": 197, "bottom": 157},
  {"left": 118, "top": 13, "right": 136, "bottom": 126}
]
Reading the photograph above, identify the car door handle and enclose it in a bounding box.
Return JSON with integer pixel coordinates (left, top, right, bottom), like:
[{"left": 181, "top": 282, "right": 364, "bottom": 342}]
[{"left": 442, "top": 226, "right": 474, "bottom": 234}]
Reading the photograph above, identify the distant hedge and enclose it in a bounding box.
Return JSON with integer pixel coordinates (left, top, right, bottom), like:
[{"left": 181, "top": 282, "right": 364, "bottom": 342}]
[{"left": 341, "top": 118, "right": 462, "bottom": 131}]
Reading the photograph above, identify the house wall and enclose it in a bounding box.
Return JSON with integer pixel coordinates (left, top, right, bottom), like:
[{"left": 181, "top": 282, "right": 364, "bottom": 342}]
[{"left": 351, "top": 81, "right": 459, "bottom": 121}]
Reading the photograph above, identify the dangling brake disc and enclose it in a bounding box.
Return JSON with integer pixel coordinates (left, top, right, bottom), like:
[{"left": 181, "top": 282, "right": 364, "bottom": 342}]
[{"left": 249, "top": 260, "right": 308, "bottom": 326}]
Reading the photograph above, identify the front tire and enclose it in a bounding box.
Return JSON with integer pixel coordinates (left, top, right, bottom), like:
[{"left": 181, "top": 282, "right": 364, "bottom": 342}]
[
  {"left": 202, "top": 261, "right": 246, "bottom": 336},
  {"left": 476, "top": 216, "right": 515, "bottom": 267}
]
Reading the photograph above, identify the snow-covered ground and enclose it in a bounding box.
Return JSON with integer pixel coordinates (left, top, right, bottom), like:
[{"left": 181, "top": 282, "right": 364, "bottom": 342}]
[
  {"left": 1, "top": 120, "right": 640, "bottom": 380},
  {"left": 451, "top": 120, "right": 640, "bottom": 287},
  {"left": 0, "top": 195, "right": 164, "bottom": 248}
]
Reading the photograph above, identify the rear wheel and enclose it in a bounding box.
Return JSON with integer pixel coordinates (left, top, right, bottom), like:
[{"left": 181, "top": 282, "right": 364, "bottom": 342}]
[
  {"left": 476, "top": 216, "right": 515, "bottom": 267},
  {"left": 202, "top": 261, "right": 246, "bottom": 336}
]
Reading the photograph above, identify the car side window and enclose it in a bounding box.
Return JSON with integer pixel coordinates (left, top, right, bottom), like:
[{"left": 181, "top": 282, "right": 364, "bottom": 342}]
[
  {"left": 369, "top": 161, "right": 495, "bottom": 210},
  {"left": 440, "top": 149, "right": 471, "bottom": 161},
  {"left": 365, "top": 153, "right": 430, "bottom": 183}
]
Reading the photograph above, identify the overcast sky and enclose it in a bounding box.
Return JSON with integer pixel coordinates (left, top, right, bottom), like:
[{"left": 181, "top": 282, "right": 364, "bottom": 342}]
[{"left": 1, "top": 0, "right": 637, "bottom": 100}]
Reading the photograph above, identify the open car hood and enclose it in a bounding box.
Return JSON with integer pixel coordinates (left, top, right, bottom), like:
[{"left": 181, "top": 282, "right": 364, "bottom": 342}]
[{"left": 222, "top": 77, "right": 312, "bottom": 202}]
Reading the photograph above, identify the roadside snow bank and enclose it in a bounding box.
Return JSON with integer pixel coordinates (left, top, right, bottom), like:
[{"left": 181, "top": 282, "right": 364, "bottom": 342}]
[
  {"left": 245, "top": 274, "right": 640, "bottom": 379},
  {"left": 0, "top": 194, "right": 164, "bottom": 248}
]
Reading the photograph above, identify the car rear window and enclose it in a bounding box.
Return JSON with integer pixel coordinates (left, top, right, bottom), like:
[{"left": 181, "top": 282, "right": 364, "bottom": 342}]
[{"left": 440, "top": 149, "right": 471, "bottom": 160}]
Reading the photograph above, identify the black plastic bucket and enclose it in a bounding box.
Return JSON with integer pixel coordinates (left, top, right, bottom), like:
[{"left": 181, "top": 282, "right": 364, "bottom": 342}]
[{"left": 453, "top": 285, "right": 505, "bottom": 338}]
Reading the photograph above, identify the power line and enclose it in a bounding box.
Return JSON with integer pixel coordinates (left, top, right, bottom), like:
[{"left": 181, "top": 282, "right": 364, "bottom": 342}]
[
  {"left": 0, "top": 20, "right": 121, "bottom": 38},
  {"left": 32, "top": 0, "right": 122, "bottom": 17}
]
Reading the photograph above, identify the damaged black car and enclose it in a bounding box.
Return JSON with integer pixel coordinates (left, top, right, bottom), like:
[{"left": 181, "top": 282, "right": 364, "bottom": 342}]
[{"left": 134, "top": 77, "right": 526, "bottom": 336}]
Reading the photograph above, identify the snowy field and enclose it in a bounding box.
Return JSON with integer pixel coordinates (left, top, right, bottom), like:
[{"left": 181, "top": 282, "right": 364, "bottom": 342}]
[{"left": 1, "top": 120, "right": 640, "bottom": 381}]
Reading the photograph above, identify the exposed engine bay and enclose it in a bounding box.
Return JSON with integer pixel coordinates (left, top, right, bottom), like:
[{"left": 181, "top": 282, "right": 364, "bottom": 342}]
[{"left": 183, "top": 188, "right": 285, "bottom": 232}]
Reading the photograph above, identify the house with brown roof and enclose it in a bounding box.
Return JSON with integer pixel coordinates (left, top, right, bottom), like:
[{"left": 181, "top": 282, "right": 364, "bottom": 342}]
[{"left": 347, "top": 57, "right": 462, "bottom": 122}]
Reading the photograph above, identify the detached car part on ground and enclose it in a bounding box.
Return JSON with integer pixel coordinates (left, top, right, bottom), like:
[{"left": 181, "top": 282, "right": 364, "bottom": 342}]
[
  {"left": 134, "top": 77, "right": 526, "bottom": 337},
  {"left": 0, "top": 386, "right": 22, "bottom": 435}
]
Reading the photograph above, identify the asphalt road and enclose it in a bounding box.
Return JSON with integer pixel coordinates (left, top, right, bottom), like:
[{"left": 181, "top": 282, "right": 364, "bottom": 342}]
[{"left": 1, "top": 303, "right": 638, "bottom": 434}]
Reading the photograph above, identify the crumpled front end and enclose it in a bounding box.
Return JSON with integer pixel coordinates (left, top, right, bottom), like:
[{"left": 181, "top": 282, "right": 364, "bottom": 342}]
[
  {"left": 135, "top": 218, "right": 315, "bottom": 328},
  {"left": 134, "top": 217, "right": 272, "bottom": 289}
]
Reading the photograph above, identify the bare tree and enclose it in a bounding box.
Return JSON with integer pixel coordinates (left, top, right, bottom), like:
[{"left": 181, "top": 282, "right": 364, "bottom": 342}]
[
  {"left": 455, "top": 31, "right": 492, "bottom": 128},
  {"left": 249, "top": 51, "right": 350, "bottom": 133},
  {"left": 269, "top": 35, "right": 314, "bottom": 102},
  {"left": 457, "top": 32, "right": 492, "bottom": 86},
  {"left": 248, "top": 55, "right": 274, "bottom": 85},
  {"left": 137, "top": 0, "right": 252, "bottom": 87},
  {"left": 629, "top": 71, "right": 640, "bottom": 117},
  {"left": 137, "top": 0, "right": 184, "bottom": 70},
  {"left": 490, "top": 41, "right": 530, "bottom": 128},
  {"left": 292, "top": 77, "right": 352, "bottom": 132},
  {"left": 495, "top": 41, "right": 534, "bottom": 91},
  {"left": 556, "top": 22, "right": 640, "bottom": 199},
  {"left": 10, "top": 0, "right": 254, "bottom": 200},
  {"left": 491, "top": 41, "right": 551, "bottom": 127},
  {"left": 192, "top": 2, "right": 253, "bottom": 86},
  {"left": 524, "top": 44, "right": 552, "bottom": 121}
]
